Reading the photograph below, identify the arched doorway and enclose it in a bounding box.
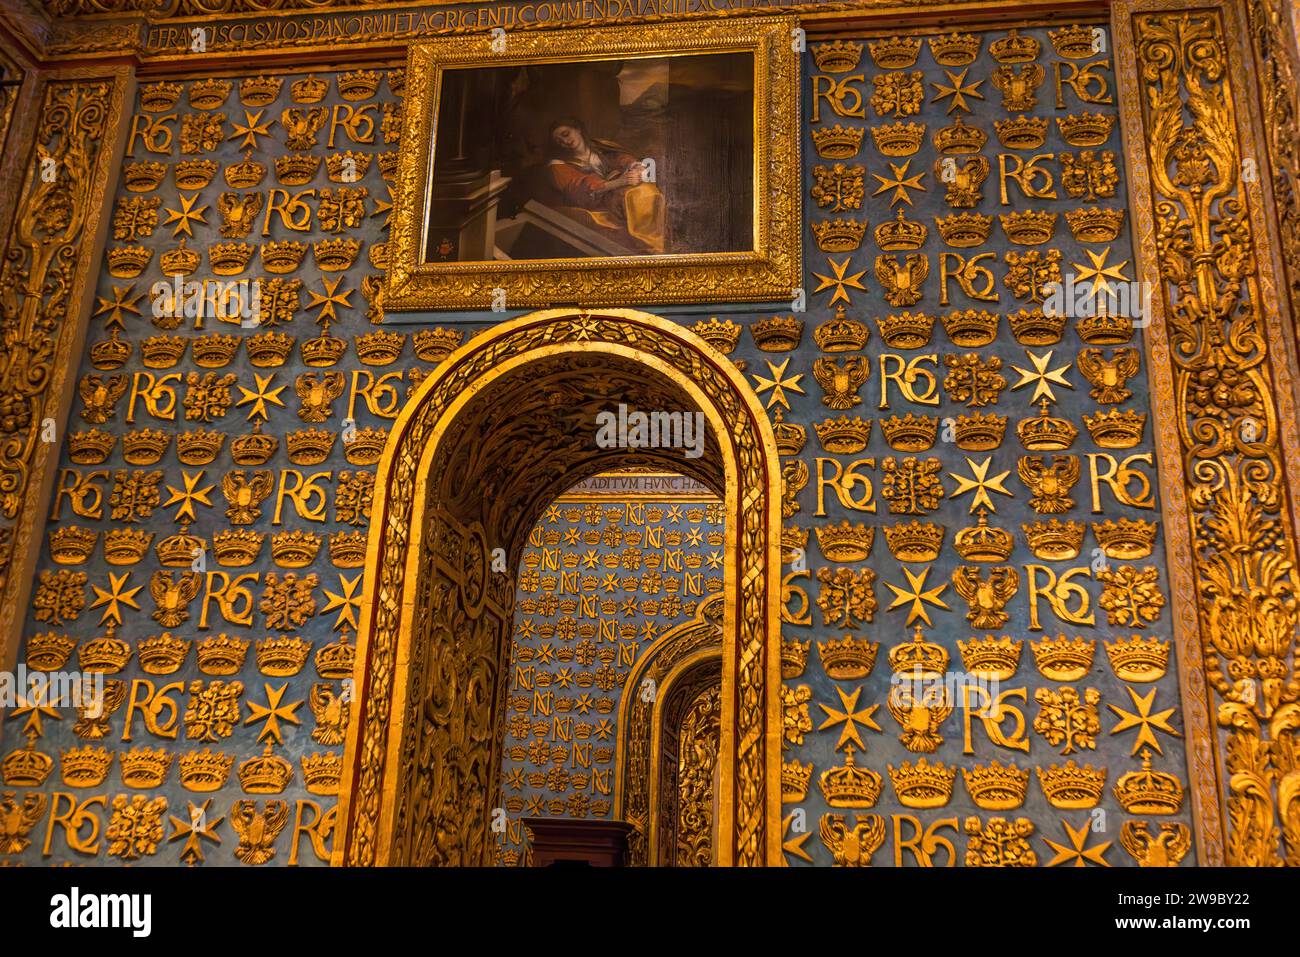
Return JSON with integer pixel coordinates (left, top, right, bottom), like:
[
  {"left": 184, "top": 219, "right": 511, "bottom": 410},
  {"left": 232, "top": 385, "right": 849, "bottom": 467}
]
[
  {"left": 615, "top": 593, "right": 724, "bottom": 866},
  {"left": 333, "top": 309, "right": 783, "bottom": 866}
]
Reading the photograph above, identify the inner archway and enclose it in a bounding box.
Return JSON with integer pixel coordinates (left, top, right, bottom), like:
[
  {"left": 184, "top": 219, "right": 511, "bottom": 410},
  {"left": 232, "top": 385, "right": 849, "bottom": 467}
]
[{"left": 333, "top": 309, "right": 783, "bottom": 866}]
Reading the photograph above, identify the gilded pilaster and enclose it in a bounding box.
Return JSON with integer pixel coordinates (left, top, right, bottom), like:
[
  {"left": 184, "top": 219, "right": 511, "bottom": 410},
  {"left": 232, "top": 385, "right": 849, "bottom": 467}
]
[
  {"left": 1113, "top": 0, "right": 1300, "bottom": 866},
  {"left": 0, "top": 67, "right": 133, "bottom": 681}
]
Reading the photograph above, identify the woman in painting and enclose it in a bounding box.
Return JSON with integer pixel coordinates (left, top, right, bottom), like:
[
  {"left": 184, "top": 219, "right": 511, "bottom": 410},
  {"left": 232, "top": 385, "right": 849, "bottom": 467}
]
[{"left": 536, "top": 116, "right": 666, "bottom": 254}]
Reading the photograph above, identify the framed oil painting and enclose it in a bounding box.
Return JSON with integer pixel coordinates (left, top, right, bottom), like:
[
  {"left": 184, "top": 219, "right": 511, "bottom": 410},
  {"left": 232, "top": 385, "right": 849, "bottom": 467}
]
[{"left": 385, "top": 16, "right": 801, "bottom": 310}]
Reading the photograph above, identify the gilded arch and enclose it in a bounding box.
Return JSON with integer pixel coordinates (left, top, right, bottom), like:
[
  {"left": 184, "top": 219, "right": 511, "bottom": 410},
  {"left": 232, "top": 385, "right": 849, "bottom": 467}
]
[
  {"left": 615, "top": 592, "right": 724, "bottom": 866},
  {"left": 333, "top": 308, "right": 784, "bottom": 867}
]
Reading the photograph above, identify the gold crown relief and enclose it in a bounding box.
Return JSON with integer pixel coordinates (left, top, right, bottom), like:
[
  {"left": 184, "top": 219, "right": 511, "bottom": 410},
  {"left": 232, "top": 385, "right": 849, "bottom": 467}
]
[
  {"left": 932, "top": 116, "right": 987, "bottom": 154},
  {"left": 231, "top": 419, "right": 280, "bottom": 465},
  {"left": 990, "top": 28, "right": 1041, "bottom": 63},
  {"left": 286, "top": 427, "right": 336, "bottom": 465},
  {"left": 196, "top": 634, "right": 251, "bottom": 675},
  {"left": 1076, "top": 311, "right": 1134, "bottom": 345},
  {"left": 815, "top": 520, "right": 875, "bottom": 562},
  {"left": 61, "top": 745, "right": 114, "bottom": 788},
  {"left": 256, "top": 636, "right": 311, "bottom": 676},
  {"left": 817, "top": 635, "right": 879, "bottom": 680},
  {"left": 103, "top": 528, "right": 154, "bottom": 565},
  {"left": 1038, "top": 761, "right": 1107, "bottom": 809},
  {"left": 155, "top": 522, "right": 205, "bottom": 567},
  {"left": 79, "top": 622, "right": 132, "bottom": 673},
  {"left": 180, "top": 748, "right": 234, "bottom": 792},
  {"left": 213, "top": 528, "right": 265, "bottom": 567},
  {"left": 782, "top": 759, "right": 813, "bottom": 802},
  {"left": 994, "top": 115, "right": 1050, "bottom": 150},
  {"left": 1017, "top": 399, "right": 1078, "bottom": 451},
  {"left": 813, "top": 304, "right": 870, "bottom": 351},
  {"left": 935, "top": 212, "right": 992, "bottom": 248},
  {"left": 337, "top": 69, "right": 381, "bottom": 100},
  {"left": 247, "top": 331, "right": 296, "bottom": 367},
  {"left": 140, "top": 81, "right": 182, "bottom": 112},
  {"left": 137, "top": 632, "right": 191, "bottom": 675},
  {"left": 881, "top": 413, "right": 937, "bottom": 452},
  {"left": 780, "top": 638, "right": 810, "bottom": 679},
  {"left": 189, "top": 78, "right": 232, "bottom": 110},
  {"left": 1030, "top": 634, "right": 1096, "bottom": 681},
  {"left": 3, "top": 736, "right": 54, "bottom": 787},
  {"left": 941, "top": 308, "right": 999, "bottom": 346},
  {"left": 174, "top": 159, "right": 218, "bottom": 190},
  {"left": 1083, "top": 408, "right": 1145, "bottom": 448},
  {"left": 1050, "top": 24, "right": 1101, "bottom": 59},
  {"left": 290, "top": 75, "right": 328, "bottom": 103},
  {"left": 811, "top": 124, "right": 865, "bottom": 159},
  {"left": 751, "top": 316, "right": 803, "bottom": 352},
  {"left": 49, "top": 526, "right": 97, "bottom": 565},
  {"left": 876, "top": 311, "right": 935, "bottom": 349},
  {"left": 814, "top": 415, "right": 872, "bottom": 454},
  {"left": 121, "top": 746, "right": 173, "bottom": 788},
  {"left": 928, "top": 31, "right": 981, "bottom": 66},
  {"left": 141, "top": 335, "right": 188, "bottom": 368},
  {"left": 870, "top": 121, "right": 925, "bottom": 156},
  {"left": 868, "top": 35, "right": 922, "bottom": 69},
  {"left": 413, "top": 327, "right": 465, "bottom": 361},
  {"left": 208, "top": 242, "right": 254, "bottom": 277},
  {"left": 954, "top": 510, "right": 1014, "bottom": 562},
  {"left": 889, "top": 624, "right": 948, "bottom": 678},
  {"left": 270, "top": 530, "right": 323, "bottom": 567},
  {"left": 89, "top": 329, "right": 132, "bottom": 371},
  {"left": 771, "top": 409, "right": 806, "bottom": 457},
  {"left": 276, "top": 153, "right": 322, "bottom": 186},
  {"left": 1065, "top": 207, "right": 1126, "bottom": 243},
  {"left": 313, "top": 237, "right": 362, "bottom": 272},
  {"left": 225, "top": 150, "right": 268, "bottom": 188},
  {"left": 26, "top": 632, "right": 78, "bottom": 672},
  {"left": 956, "top": 635, "right": 1023, "bottom": 681},
  {"left": 812, "top": 40, "right": 864, "bottom": 73},
  {"left": 884, "top": 521, "right": 944, "bottom": 562},
  {"left": 124, "top": 161, "right": 167, "bottom": 192},
  {"left": 889, "top": 757, "right": 956, "bottom": 808},
  {"left": 192, "top": 332, "right": 242, "bottom": 366},
  {"left": 302, "top": 752, "right": 342, "bottom": 795},
  {"left": 239, "top": 743, "right": 294, "bottom": 793},
  {"left": 329, "top": 531, "right": 367, "bottom": 568},
  {"left": 68, "top": 429, "right": 116, "bottom": 464},
  {"left": 240, "top": 74, "right": 283, "bottom": 107},
  {"left": 176, "top": 427, "right": 226, "bottom": 465},
  {"left": 1104, "top": 635, "right": 1170, "bottom": 682},
  {"left": 875, "top": 209, "right": 928, "bottom": 251},
  {"left": 1023, "top": 518, "right": 1087, "bottom": 560},
  {"left": 953, "top": 412, "right": 1007, "bottom": 451},
  {"left": 107, "top": 245, "right": 152, "bottom": 278},
  {"left": 1058, "top": 111, "right": 1115, "bottom": 147},
  {"left": 1092, "top": 518, "right": 1157, "bottom": 559},
  {"left": 1009, "top": 308, "right": 1067, "bottom": 345},
  {"left": 812, "top": 218, "right": 867, "bottom": 252},
  {"left": 261, "top": 240, "right": 308, "bottom": 273},
  {"left": 1000, "top": 210, "right": 1057, "bottom": 246},
  {"left": 327, "top": 150, "right": 373, "bottom": 182},
  {"left": 316, "top": 628, "right": 356, "bottom": 680},
  {"left": 343, "top": 426, "right": 388, "bottom": 466},
  {"left": 821, "top": 747, "right": 883, "bottom": 808},
  {"left": 159, "top": 239, "right": 200, "bottom": 277},
  {"left": 963, "top": 760, "right": 1030, "bottom": 810},
  {"left": 355, "top": 330, "right": 405, "bottom": 365}
]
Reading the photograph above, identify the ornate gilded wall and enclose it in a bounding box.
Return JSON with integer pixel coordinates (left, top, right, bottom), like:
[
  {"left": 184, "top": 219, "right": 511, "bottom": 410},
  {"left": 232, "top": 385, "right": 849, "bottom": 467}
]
[{"left": 0, "top": 0, "right": 1298, "bottom": 867}]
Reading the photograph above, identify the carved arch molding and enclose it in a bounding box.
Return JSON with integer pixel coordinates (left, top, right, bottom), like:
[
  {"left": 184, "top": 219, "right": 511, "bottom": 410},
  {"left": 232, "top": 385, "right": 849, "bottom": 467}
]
[{"left": 333, "top": 309, "right": 783, "bottom": 866}]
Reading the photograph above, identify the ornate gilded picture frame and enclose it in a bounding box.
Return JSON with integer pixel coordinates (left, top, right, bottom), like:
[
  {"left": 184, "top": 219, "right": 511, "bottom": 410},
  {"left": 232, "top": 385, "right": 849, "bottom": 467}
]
[{"left": 385, "top": 15, "right": 801, "bottom": 310}]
